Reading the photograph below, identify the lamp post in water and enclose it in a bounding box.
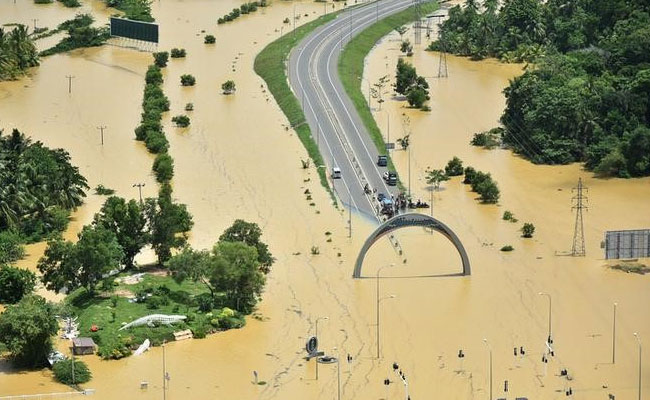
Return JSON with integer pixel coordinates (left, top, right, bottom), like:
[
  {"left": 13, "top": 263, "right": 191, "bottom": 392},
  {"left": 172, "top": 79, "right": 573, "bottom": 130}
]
[
  {"left": 315, "top": 316, "right": 328, "bottom": 380},
  {"left": 612, "top": 302, "right": 617, "bottom": 364},
  {"left": 634, "top": 333, "right": 642, "bottom": 400},
  {"left": 376, "top": 263, "right": 395, "bottom": 359},
  {"left": 538, "top": 292, "right": 552, "bottom": 344},
  {"left": 483, "top": 338, "right": 493, "bottom": 400}
]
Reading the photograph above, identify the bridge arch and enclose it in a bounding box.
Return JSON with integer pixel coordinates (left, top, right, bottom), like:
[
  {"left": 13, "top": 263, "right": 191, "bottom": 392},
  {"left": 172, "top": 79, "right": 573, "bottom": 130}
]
[{"left": 353, "top": 213, "right": 471, "bottom": 278}]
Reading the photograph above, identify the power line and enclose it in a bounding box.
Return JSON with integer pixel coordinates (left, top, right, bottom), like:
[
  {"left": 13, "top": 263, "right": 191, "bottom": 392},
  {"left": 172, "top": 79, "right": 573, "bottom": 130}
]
[{"left": 571, "top": 177, "right": 588, "bottom": 256}]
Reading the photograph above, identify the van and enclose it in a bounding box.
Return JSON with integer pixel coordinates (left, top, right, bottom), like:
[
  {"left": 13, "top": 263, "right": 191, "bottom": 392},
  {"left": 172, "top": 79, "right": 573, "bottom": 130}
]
[{"left": 331, "top": 167, "right": 342, "bottom": 179}]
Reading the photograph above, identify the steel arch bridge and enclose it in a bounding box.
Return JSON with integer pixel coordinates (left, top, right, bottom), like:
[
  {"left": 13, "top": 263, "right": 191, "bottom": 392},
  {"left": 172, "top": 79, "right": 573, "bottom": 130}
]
[{"left": 353, "top": 213, "right": 471, "bottom": 278}]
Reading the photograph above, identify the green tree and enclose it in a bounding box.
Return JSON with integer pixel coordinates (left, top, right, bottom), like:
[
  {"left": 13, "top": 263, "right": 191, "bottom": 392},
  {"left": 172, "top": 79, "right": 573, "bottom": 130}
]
[
  {"left": 0, "top": 295, "right": 58, "bottom": 367},
  {"left": 38, "top": 225, "right": 124, "bottom": 293},
  {"left": 167, "top": 247, "right": 216, "bottom": 298},
  {"left": 425, "top": 168, "right": 449, "bottom": 191},
  {"left": 170, "top": 48, "right": 186, "bottom": 58},
  {"left": 53, "top": 359, "right": 92, "bottom": 384},
  {"left": 152, "top": 153, "right": 174, "bottom": 182},
  {"left": 476, "top": 179, "right": 500, "bottom": 203},
  {"left": 0, "top": 230, "right": 25, "bottom": 263},
  {"left": 0, "top": 25, "right": 39, "bottom": 81},
  {"left": 0, "top": 265, "right": 36, "bottom": 304},
  {"left": 211, "top": 241, "right": 265, "bottom": 313},
  {"left": 143, "top": 184, "right": 193, "bottom": 264},
  {"left": 219, "top": 219, "right": 274, "bottom": 273},
  {"left": 444, "top": 156, "right": 464, "bottom": 176},
  {"left": 222, "top": 80, "right": 236, "bottom": 94},
  {"left": 521, "top": 222, "right": 535, "bottom": 237},
  {"left": 204, "top": 35, "right": 216, "bottom": 44},
  {"left": 406, "top": 86, "right": 429, "bottom": 108},
  {"left": 180, "top": 74, "right": 196, "bottom": 86},
  {"left": 171, "top": 115, "right": 190, "bottom": 127},
  {"left": 394, "top": 58, "right": 416, "bottom": 95},
  {"left": 93, "top": 196, "right": 148, "bottom": 269},
  {"left": 145, "top": 65, "right": 163, "bottom": 85},
  {"left": 153, "top": 51, "right": 168, "bottom": 68}
]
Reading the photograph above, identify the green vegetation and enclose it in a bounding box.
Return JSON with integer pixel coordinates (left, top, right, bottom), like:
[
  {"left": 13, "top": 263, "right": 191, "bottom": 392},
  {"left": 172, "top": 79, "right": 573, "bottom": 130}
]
[
  {"left": 502, "top": 210, "right": 518, "bottom": 223},
  {"left": 135, "top": 65, "right": 170, "bottom": 155},
  {"left": 171, "top": 115, "right": 190, "bottom": 127},
  {"left": 521, "top": 222, "right": 535, "bottom": 238},
  {"left": 219, "top": 219, "right": 275, "bottom": 274},
  {"left": 463, "top": 166, "right": 500, "bottom": 203},
  {"left": 0, "top": 129, "right": 88, "bottom": 243},
  {"left": 471, "top": 127, "right": 502, "bottom": 149},
  {"left": 53, "top": 359, "right": 91, "bottom": 384},
  {"left": 105, "top": 0, "right": 154, "bottom": 22},
  {"left": 0, "top": 25, "right": 39, "bottom": 81},
  {"left": 185, "top": 102, "right": 194, "bottom": 111},
  {"left": 425, "top": 168, "right": 449, "bottom": 191},
  {"left": 58, "top": 0, "right": 81, "bottom": 7},
  {"left": 0, "top": 295, "right": 58, "bottom": 368},
  {"left": 609, "top": 262, "right": 649, "bottom": 275},
  {"left": 338, "top": 1, "right": 437, "bottom": 174},
  {"left": 217, "top": 1, "right": 267, "bottom": 24},
  {"left": 433, "top": 0, "right": 650, "bottom": 177},
  {"left": 400, "top": 40, "right": 413, "bottom": 56},
  {"left": 152, "top": 153, "right": 174, "bottom": 182},
  {"left": 500, "top": 245, "right": 514, "bottom": 252},
  {"left": 444, "top": 156, "right": 464, "bottom": 176},
  {"left": 221, "top": 80, "right": 236, "bottom": 94},
  {"left": 0, "top": 265, "right": 36, "bottom": 304},
  {"left": 204, "top": 34, "right": 216, "bottom": 44},
  {"left": 254, "top": 13, "right": 340, "bottom": 200},
  {"left": 94, "top": 184, "right": 115, "bottom": 195},
  {"left": 40, "top": 14, "right": 110, "bottom": 57},
  {"left": 180, "top": 74, "right": 196, "bottom": 86},
  {"left": 0, "top": 231, "right": 25, "bottom": 264},
  {"left": 395, "top": 58, "right": 430, "bottom": 109},
  {"left": 170, "top": 48, "right": 186, "bottom": 58},
  {"left": 153, "top": 51, "right": 168, "bottom": 68}
]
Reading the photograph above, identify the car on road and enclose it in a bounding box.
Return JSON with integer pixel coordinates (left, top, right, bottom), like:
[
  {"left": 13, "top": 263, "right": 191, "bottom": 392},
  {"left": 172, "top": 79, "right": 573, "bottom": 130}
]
[
  {"left": 377, "top": 192, "right": 386, "bottom": 202},
  {"left": 377, "top": 155, "right": 388, "bottom": 167},
  {"left": 331, "top": 167, "right": 341, "bottom": 179},
  {"left": 383, "top": 171, "right": 397, "bottom": 186}
]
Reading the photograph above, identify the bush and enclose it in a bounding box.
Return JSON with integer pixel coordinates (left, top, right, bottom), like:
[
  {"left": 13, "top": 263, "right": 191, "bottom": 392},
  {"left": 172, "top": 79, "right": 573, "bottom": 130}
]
[
  {"left": 406, "top": 86, "right": 429, "bottom": 109},
  {"left": 463, "top": 166, "right": 476, "bottom": 184},
  {"left": 145, "top": 65, "right": 163, "bottom": 85},
  {"left": 502, "top": 210, "right": 518, "bottom": 222},
  {"left": 184, "top": 103, "right": 194, "bottom": 111},
  {"left": 180, "top": 74, "right": 196, "bottom": 86},
  {"left": 471, "top": 128, "right": 503, "bottom": 149},
  {"left": 521, "top": 223, "right": 535, "bottom": 238},
  {"left": 204, "top": 35, "right": 216, "bottom": 44},
  {"left": 94, "top": 184, "right": 115, "bottom": 196},
  {"left": 500, "top": 245, "right": 514, "bottom": 252},
  {"left": 283, "top": 17, "right": 290, "bottom": 24},
  {"left": 152, "top": 153, "right": 174, "bottom": 183},
  {"left": 53, "top": 359, "right": 91, "bottom": 384},
  {"left": 97, "top": 335, "right": 132, "bottom": 360},
  {"left": 0, "top": 265, "right": 36, "bottom": 304},
  {"left": 221, "top": 80, "right": 236, "bottom": 94},
  {"left": 144, "top": 131, "right": 169, "bottom": 154},
  {"left": 152, "top": 51, "right": 169, "bottom": 68},
  {"left": 171, "top": 115, "right": 190, "bottom": 128},
  {"left": 170, "top": 48, "right": 186, "bottom": 58},
  {"left": 444, "top": 156, "right": 464, "bottom": 176},
  {"left": 58, "top": 0, "right": 81, "bottom": 7},
  {"left": 476, "top": 179, "right": 500, "bottom": 203},
  {"left": 0, "top": 231, "right": 25, "bottom": 264}
]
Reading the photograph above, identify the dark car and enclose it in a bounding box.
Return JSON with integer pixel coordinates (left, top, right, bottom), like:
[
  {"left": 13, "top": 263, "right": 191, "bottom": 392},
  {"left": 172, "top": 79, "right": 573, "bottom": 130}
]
[
  {"left": 387, "top": 172, "right": 397, "bottom": 186},
  {"left": 377, "top": 155, "right": 388, "bottom": 167},
  {"left": 377, "top": 192, "right": 386, "bottom": 202}
]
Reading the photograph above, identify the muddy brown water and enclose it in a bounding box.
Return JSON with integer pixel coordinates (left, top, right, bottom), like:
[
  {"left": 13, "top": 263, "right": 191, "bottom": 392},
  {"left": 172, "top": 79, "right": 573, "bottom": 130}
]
[{"left": 1, "top": 0, "right": 649, "bottom": 398}]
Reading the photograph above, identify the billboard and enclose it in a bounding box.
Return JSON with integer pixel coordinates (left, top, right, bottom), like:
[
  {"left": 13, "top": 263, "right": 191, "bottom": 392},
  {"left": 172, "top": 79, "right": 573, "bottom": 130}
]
[
  {"left": 605, "top": 229, "right": 650, "bottom": 259},
  {"left": 110, "top": 17, "right": 159, "bottom": 43}
]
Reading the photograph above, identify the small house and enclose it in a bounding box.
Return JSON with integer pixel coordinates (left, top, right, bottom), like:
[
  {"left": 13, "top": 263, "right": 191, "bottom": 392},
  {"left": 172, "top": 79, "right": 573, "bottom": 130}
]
[{"left": 72, "top": 337, "right": 96, "bottom": 355}]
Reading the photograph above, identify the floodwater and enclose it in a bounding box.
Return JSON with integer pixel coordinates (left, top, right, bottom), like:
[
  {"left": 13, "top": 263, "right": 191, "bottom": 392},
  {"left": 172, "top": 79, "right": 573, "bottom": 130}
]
[{"left": 1, "top": 0, "right": 649, "bottom": 399}]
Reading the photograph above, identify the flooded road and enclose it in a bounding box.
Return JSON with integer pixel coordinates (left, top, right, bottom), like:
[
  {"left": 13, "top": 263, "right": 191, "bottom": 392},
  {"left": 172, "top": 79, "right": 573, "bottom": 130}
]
[{"left": 1, "top": 0, "right": 649, "bottom": 399}]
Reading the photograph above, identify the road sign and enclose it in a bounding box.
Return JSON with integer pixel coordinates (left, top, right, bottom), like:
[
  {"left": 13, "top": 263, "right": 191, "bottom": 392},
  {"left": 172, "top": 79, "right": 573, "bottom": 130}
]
[
  {"left": 306, "top": 336, "right": 318, "bottom": 354},
  {"left": 385, "top": 143, "right": 395, "bottom": 150}
]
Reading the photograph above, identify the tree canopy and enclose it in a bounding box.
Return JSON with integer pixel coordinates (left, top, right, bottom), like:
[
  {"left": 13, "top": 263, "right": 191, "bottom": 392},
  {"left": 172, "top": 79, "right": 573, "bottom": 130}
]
[
  {"left": 0, "top": 25, "right": 39, "bottom": 81},
  {"left": 0, "top": 265, "right": 36, "bottom": 304}
]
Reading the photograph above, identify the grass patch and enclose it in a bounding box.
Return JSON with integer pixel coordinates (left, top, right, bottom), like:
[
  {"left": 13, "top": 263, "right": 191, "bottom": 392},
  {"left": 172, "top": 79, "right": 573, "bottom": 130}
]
[
  {"left": 254, "top": 13, "right": 340, "bottom": 205},
  {"left": 66, "top": 272, "right": 245, "bottom": 360},
  {"left": 338, "top": 1, "right": 437, "bottom": 182},
  {"left": 609, "top": 262, "right": 649, "bottom": 275}
]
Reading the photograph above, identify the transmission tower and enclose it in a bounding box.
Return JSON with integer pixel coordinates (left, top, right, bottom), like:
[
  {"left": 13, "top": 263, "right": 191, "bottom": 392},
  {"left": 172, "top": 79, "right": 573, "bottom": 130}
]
[
  {"left": 571, "top": 178, "right": 588, "bottom": 256},
  {"left": 434, "top": 15, "right": 448, "bottom": 78},
  {"left": 413, "top": 0, "right": 422, "bottom": 45}
]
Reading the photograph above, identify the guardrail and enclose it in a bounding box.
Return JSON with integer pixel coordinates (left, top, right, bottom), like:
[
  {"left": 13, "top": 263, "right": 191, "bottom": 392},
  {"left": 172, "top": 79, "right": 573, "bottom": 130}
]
[{"left": 0, "top": 390, "right": 95, "bottom": 399}]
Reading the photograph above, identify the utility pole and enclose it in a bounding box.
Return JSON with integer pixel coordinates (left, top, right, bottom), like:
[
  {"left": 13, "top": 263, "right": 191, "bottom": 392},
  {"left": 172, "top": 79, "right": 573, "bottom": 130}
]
[
  {"left": 413, "top": 0, "right": 421, "bottom": 45},
  {"left": 483, "top": 339, "right": 493, "bottom": 400},
  {"left": 66, "top": 75, "right": 75, "bottom": 94},
  {"left": 634, "top": 333, "right": 641, "bottom": 400},
  {"left": 293, "top": 3, "right": 296, "bottom": 36},
  {"left": 571, "top": 177, "right": 588, "bottom": 256},
  {"left": 387, "top": 113, "right": 390, "bottom": 153},
  {"left": 133, "top": 183, "right": 145, "bottom": 204},
  {"left": 612, "top": 302, "right": 617, "bottom": 364},
  {"left": 348, "top": 193, "right": 352, "bottom": 238},
  {"left": 408, "top": 145, "right": 411, "bottom": 198},
  {"left": 162, "top": 343, "right": 167, "bottom": 400},
  {"left": 97, "top": 126, "right": 107, "bottom": 146},
  {"left": 32, "top": 19, "right": 38, "bottom": 31}
]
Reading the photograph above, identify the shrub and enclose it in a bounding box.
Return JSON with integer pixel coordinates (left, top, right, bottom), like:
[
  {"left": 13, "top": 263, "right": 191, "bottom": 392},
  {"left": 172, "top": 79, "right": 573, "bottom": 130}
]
[
  {"left": 58, "top": 0, "right": 81, "bottom": 7},
  {"left": 476, "top": 179, "right": 500, "bottom": 203},
  {"left": 0, "top": 231, "right": 25, "bottom": 264},
  {"left": 53, "top": 359, "right": 91, "bottom": 384},
  {"left": 152, "top": 153, "right": 174, "bottom": 183},
  {"left": 94, "top": 184, "right": 115, "bottom": 195},
  {"left": 185, "top": 103, "right": 194, "bottom": 111},
  {"left": 152, "top": 51, "right": 169, "bottom": 68},
  {"left": 144, "top": 131, "right": 169, "bottom": 153},
  {"left": 221, "top": 80, "right": 236, "bottom": 94},
  {"left": 471, "top": 128, "right": 503, "bottom": 149},
  {"left": 170, "top": 48, "right": 186, "bottom": 58},
  {"left": 97, "top": 336, "right": 132, "bottom": 360},
  {"left": 180, "top": 74, "right": 196, "bottom": 86},
  {"left": 283, "top": 17, "right": 290, "bottom": 24},
  {"left": 500, "top": 245, "right": 514, "bottom": 252},
  {"left": 521, "top": 223, "right": 535, "bottom": 238},
  {"left": 145, "top": 65, "right": 163, "bottom": 85},
  {"left": 463, "top": 166, "right": 477, "bottom": 184},
  {"left": 171, "top": 115, "right": 190, "bottom": 127},
  {"left": 444, "top": 156, "right": 464, "bottom": 176},
  {"left": 204, "top": 34, "right": 216, "bottom": 44},
  {"left": 310, "top": 246, "right": 320, "bottom": 255},
  {"left": 502, "top": 210, "right": 518, "bottom": 222},
  {"left": 217, "top": 18, "right": 225, "bottom": 24},
  {"left": 406, "top": 86, "right": 429, "bottom": 108}
]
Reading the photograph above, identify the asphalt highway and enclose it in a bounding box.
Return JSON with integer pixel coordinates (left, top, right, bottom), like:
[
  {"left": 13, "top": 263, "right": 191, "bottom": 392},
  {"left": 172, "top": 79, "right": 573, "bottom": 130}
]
[{"left": 289, "top": 0, "right": 411, "bottom": 219}]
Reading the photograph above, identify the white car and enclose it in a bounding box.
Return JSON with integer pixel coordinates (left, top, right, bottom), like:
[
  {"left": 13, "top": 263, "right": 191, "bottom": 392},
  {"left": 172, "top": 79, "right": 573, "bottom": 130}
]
[{"left": 331, "top": 167, "right": 342, "bottom": 179}]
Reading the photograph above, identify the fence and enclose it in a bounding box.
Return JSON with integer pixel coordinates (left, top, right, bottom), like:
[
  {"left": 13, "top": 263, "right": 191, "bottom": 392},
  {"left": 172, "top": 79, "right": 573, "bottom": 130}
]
[{"left": 604, "top": 229, "right": 650, "bottom": 259}]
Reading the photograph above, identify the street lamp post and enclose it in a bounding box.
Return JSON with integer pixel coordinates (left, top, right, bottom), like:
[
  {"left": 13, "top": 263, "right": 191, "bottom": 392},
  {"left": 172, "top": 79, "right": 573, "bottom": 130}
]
[
  {"left": 538, "top": 292, "right": 552, "bottom": 343},
  {"left": 315, "top": 316, "right": 329, "bottom": 380},
  {"left": 612, "top": 302, "right": 617, "bottom": 364},
  {"left": 483, "top": 338, "right": 492, "bottom": 400},
  {"left": 376, "top": 264, "right": 395, "bottom": 359},
  {"left": 358, "top": 76, "right": 372, "bottom": 110},
  {"left": 634, "top": 333, "right": 642, "bottom": 400}
]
